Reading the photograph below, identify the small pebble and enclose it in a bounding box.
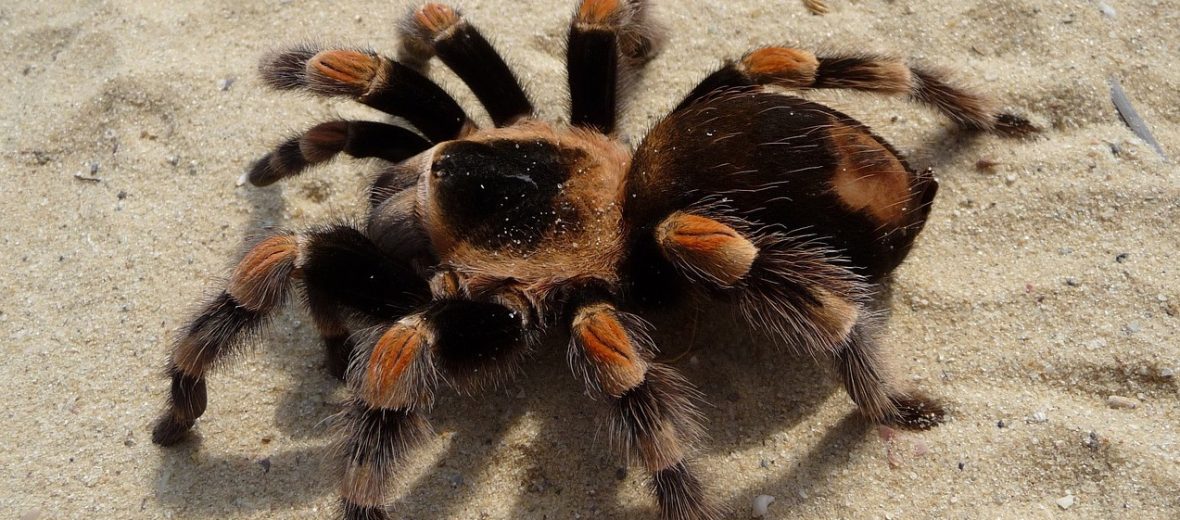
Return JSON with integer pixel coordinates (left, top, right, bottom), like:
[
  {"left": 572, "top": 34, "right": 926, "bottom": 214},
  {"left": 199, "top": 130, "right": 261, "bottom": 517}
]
[
  {"left": 257, "top": 458, "right": 271, "bottom": 474},
  {"left": 1084, "top": 431, "right": 1105, "bottom": 450},
  {"left": 1057, "top": 494, "right": 1076, "bottom": 510},
  {"left": 1098, "top": 2, "right": 1115, "bottom": 17},
  {"left": 217, "top": 77, "right": 235, "bottom": 91},
  {"left": 1107, "top": 395, "right": 1137, "bottom": 409},
  {"left": 1115, "top": 253, "right": 1129, "bottom": 263},
  {"left": 751, "top": 495, "right": 775, "bottom": 518},
  {"left": 1029, "top": 411, "right": 1048, "bottom": 423},
  {"left": 1064, "top": 277, "right": 1080, "bottom": 287},
  {"left": 1161, "top": 368, "right": 1175, "bottom": 380}
]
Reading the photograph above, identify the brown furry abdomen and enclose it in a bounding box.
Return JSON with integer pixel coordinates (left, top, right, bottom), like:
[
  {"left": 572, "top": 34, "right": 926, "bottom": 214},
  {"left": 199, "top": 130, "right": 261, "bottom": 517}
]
[{"left": 624, "top": 89, "right": 936, "bottom": 281}]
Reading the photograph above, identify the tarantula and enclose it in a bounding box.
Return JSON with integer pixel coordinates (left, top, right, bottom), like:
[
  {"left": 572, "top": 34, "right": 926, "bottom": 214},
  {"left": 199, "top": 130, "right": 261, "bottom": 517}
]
[{"left": 151, "top": 1, "right": 1033, "bottom": 518}]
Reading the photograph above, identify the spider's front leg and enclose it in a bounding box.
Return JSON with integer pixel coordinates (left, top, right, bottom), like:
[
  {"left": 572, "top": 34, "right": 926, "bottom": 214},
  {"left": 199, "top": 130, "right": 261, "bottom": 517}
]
[
  {"left": 566, "top": 296, "right": 719, "bottom": 520},
  {"left": 246, "top": 44, "right": 478, "bottom": 186},
  {"left": 247, "top": 120, "right": 431, "bottom": 187},
  {"left": 653, "top": 211, "right": 945, "bottom": 429},
  {"left": 336, "top": 291, "right": 529, "bottom": 519},
  {"left": 151, "top": 226, "right": 428, "bottom": 445}
]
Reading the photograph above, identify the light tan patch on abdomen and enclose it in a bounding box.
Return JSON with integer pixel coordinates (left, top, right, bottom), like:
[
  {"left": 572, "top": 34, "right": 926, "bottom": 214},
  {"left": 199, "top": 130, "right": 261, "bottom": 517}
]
[{"left": 826, "top": 122, "right": 913, "bottom": 225}]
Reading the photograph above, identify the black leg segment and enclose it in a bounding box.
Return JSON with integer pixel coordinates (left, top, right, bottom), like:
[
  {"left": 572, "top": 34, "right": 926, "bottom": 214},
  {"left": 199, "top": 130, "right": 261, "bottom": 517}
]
[
  {"left": 400, "top": 4, "right": 533, "bottom": 126},
  {"left": 260, "top": 46, "right": 473, "bottom": 142},
  {"left": 568, "top": 26, "right": 619, "bottom": 132},
  {"left": 247, "top": 120, "right": 431, "bottom": 187}
]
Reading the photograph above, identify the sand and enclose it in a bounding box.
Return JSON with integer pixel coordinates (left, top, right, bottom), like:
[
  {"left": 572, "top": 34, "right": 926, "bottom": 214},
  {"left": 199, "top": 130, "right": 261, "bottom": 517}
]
[{"left": 1, "top": 0, "right": 1177, "bottom": 518}]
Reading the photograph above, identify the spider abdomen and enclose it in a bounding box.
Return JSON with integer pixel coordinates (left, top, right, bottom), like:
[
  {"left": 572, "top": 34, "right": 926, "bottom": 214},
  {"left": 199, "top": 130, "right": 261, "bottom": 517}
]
[{"left": 626, "top": 89, "right": 937, "bottom": 281}]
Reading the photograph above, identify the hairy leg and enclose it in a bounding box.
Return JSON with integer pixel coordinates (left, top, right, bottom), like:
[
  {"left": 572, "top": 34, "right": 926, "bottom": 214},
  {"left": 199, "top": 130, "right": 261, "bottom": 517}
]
[
  {"left": 567, "top": 296, "right": 718, "bottom": 520},
  {"left": 567, "top": 0, "right": 664, "bottom": 133},
  {"left": 679, "top": 47, "right": 1035, "bottom": 135},
  {"left": 260, "top": 45, "right": 476, "bottom": 142},
  {"left": 399, "top": 4, "right": 533, "bottom": 126},
  {"left": 246, "top": 120, "right": 431, "bottom": 187},
  {"left": 151, "top": 226, "right": 427, "bottom": 445},
  {"left": 653, "top": 211, "right": 865, "bottom": 355},
  {"left": 246, "top": 119, "right": 431, "bottom": 186},
  {"left": 650, "top": 212, "right": 944, "bottom": 427},
  {"left": 834, "top": 317, "right": 945, "bottom": 429}
]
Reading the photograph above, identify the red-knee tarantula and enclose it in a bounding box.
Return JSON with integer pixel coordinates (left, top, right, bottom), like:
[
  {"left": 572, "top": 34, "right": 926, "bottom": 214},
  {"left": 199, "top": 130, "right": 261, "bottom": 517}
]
[{"left": 152, "top": 1, "right": 1034, "bottom": 518}]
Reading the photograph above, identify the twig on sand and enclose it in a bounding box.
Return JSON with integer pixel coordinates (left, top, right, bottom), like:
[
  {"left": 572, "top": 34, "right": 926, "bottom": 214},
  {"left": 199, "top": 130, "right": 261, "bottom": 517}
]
[
  {"left": 803, "top": 0, "right": 829, "bottom": 15},
  {"left": 1108, "top": 77, "right": 1167, "bottom": 160}
]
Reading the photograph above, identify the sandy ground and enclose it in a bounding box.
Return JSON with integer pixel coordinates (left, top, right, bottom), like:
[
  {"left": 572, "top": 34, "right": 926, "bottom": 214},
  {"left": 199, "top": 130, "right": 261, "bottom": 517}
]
[{"left": 2, "top": 0, "right": 1177, "bottom": 518}]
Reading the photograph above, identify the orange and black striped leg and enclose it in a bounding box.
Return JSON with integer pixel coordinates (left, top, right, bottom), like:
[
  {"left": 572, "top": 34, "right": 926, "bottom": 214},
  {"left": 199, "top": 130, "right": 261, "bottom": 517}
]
[
  {"left": 151, "top": 227, "right": 430, "bottom": 445},
  {"left": 654, "top": 211, "right": 867, "bottom": 356},
  {"left": 834, "top": 319, "right": 945, "bottom": 429},
  {"left": 336, "top": 314, "right": 437, "bottom": 520},
  {"left": 151, "top": 233, "right": 299, "bottom": 446},
  {"left": 567, "top": 0, "right": 663, "bottom": 133},
  {"left": 399, "top": 4, "right": 533, "bottom": 126},
  {"left": 246, "top": 120, "right": 431, "bottom": 187},
  {"left": 679, "top": 47, "right": 1035, "bottom": 135},
  {"left": 568, "top": 299, "right": 718, "bottom": 520},
  {"left": 336, "top": 300, "right": 527, "bottom": 519},
  {"left": 652, "top": 212, "right": 944, "bottom": 428},
  {"left": 261, "top": 46, "right": 475, "bottom": 142}
]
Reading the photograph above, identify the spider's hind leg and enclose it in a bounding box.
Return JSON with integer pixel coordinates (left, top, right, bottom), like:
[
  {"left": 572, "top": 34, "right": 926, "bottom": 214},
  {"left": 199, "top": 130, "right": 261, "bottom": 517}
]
[
  {"left": 680, "top": 47, "right": 1035, "bottom": 135},
  {"left": 567, "top": 0, "right": 665, "bottom": 133},
  {"left": 651, "top": 212, "right": 945, "bottom": 429},
  {"left": 151, "top": 226, "right": 428, "bottom": 445},
  {"left": 836, "top": 314, "right": 946, "bottom": 429}
]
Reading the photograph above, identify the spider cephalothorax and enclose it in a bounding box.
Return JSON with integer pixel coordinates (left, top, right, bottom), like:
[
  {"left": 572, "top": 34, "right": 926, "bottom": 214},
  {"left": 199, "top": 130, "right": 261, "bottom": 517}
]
[{"left": 151, "top": 1, "right": 1034, "bottom": 518}]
